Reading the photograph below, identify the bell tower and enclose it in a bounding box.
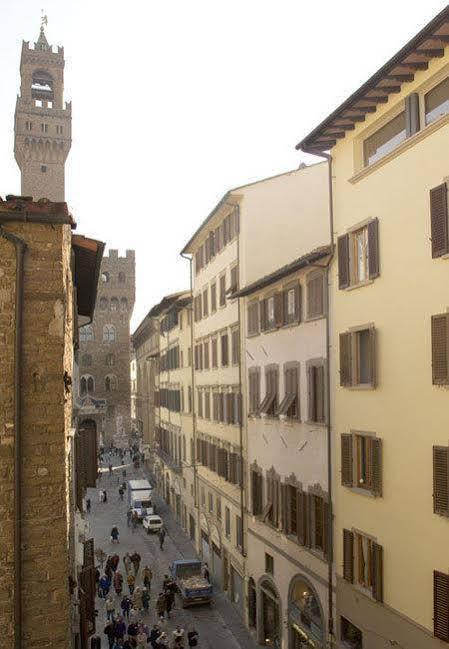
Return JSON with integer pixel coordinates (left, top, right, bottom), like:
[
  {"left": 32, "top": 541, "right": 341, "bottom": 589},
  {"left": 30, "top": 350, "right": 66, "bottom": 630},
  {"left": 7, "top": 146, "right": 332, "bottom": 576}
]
[{"left": 14, "top": 21, "right": 72, "bottom": 202}]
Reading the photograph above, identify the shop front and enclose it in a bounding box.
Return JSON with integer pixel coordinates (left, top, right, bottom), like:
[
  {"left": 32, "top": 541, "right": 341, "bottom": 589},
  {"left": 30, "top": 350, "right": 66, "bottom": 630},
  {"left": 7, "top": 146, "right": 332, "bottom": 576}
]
[
  {"left": 230, "top": 564, "right": 244, "bottom": 611},
  {"left": 210, "top": 525, "right": 222, "bottom": 588},
  {"left": 288, "top": 577, "right": 324, "bottom": 649},
  {"left": 259, "top": 579, "right": 281, "bottom": 648}
]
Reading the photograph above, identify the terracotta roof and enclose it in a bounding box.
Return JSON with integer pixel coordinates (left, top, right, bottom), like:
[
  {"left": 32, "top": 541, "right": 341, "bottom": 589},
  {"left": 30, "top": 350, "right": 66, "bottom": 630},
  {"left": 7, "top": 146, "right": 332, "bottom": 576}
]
[
  {"left": 0, "top": 195, "right": 75, "bottom": 225},
  {"left": 296, "top": 6, "right": 449, "bottom": 152},
  {"left": 72, "top": 234, "right": 105, "bottom": 320},
  {"left": 232, "top": 245, "right": 332, "bottom": 298}
]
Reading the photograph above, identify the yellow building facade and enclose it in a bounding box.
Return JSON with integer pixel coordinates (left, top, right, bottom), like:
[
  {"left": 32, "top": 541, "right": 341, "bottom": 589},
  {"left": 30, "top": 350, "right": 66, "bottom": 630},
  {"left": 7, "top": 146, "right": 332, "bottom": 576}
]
[{"left": 299, "top": 7, "right": 449, "bottom": 648}]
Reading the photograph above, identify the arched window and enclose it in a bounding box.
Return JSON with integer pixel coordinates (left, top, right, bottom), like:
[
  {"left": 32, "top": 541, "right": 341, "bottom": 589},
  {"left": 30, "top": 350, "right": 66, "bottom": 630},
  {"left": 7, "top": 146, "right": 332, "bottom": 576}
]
[
  {"left": 120, "top": 297, "right": 128, "bottom": 311},
  {"left": 103, "top": 324, "right": 116, "bottom": 342},
  {"left": 105, "top": 375, "right": 117, "bottom": 391},
  {"left": 106, "top": 353, "right": 115, "bottom": 366},
  {"left": 118, "top": 272, "right": 126, "bottom": 283},
  {"left": 101, "top": 271, "right": 110, "bottom": 283},
  {"left": 99, "top": 297, "right": 108, "bottom": 310},
  {"left": 289, "top": 577, "right": 323, "bottom": 644},
  {"left": 79, "top": 325, "right": 94, "bottom": 342},
  {"left": 260, "top": 580, "right": 280, "bottom": 648},
  {"left": 82, "top": 353, "right": 92, "bottom": 366},
  {"left": 110, "top": 297, "right": 119, "bottom": 312},
  {"left": 80, "top": 374, "right": 94, "bottom": 396},
  {"left": 31, "top": 70, "right": 54, "bottom": 101},
  {"left": 248, "top": 578, "right": 257, "bottom": 628}
]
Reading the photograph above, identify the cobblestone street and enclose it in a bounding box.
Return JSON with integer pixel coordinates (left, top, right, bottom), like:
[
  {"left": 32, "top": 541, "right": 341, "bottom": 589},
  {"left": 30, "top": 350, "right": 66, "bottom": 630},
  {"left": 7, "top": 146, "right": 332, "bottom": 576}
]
[{"left": 87, "top": 458, "right": 257, "bottom": 649}]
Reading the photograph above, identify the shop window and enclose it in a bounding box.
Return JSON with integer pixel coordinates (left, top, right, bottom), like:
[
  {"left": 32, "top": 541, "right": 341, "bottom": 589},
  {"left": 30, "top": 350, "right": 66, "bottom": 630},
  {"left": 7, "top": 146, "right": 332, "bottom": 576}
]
[
  {"left": 290, "top": 579, "right": 324, "bottom": 644},
  {"left": 341, "top": 617, "right": 363, "bottom": 649}
]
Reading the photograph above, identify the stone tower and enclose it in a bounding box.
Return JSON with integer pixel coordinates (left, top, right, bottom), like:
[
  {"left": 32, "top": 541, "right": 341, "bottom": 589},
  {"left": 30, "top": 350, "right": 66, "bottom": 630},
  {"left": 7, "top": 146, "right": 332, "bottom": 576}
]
[{"left": 14, "top": 24, "right": 72, "bottom": 201}]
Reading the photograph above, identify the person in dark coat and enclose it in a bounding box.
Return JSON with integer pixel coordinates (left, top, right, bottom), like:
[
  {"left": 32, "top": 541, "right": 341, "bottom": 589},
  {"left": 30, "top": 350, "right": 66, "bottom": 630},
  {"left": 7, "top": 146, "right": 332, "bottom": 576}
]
[
  {"left": 158, "top": 528, "right": 166, "bottom": 550},
  {"left": 110, "top": 553, "right": 120, "bottom": 571},
  {"left": 149, "top": 625, "right": 161, "bottom": 649},
  {"left": 103, "top": 490, "right": 108, "bottom": 503},
  {"left": 90, "top": 635, "right": 101, "bottom": 649},
  {"left": 120, "top": 595, "right": 132, "bottom": 620},
  {"left": 113, "top": 618, "right": 127, "bottom": 640},
  {"left": 103, "top": 621, "right": 115, "bottom": 649},
  {"left": 187, "top": 629, "right": 199, "bottom": 647},
  {"left": 99, "top": 574, "right": 110, "bottom": 598},
  {"left": 127, "top": 622, "right": 139, "bottom": 639},
  {"left": 130, "top": 551, "right": 141, "bottom": 575},
  {"left": 165, "top": 589, "right": 175, "bottom": 618}
]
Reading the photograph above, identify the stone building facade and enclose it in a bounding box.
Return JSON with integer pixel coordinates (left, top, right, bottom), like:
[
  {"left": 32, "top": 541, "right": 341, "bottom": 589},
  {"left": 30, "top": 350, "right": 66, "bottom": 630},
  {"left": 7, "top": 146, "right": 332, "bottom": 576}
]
[
  {"left": 0, "top": 196, "right": 103, "bottom": 649},
  {"left": 77, "top": 249, "right": 135, "bottom": 447},
  {"left": 14, "top": 25, "right": 72, "bottom": 202}
]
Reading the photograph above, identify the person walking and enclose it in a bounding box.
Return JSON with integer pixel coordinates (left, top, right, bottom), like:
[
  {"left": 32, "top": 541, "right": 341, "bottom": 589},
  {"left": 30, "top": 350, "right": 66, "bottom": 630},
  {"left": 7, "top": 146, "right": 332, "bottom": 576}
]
[
  {"left": 165, "top": 589, "right": 175, "bottom": 619},
  {"left": 123, "top": 553, "right": 132, "bottom": 575},
  {"left": 105, "top": 595, "right": 116, "bottom": 622},
  {"left": 113, "top": 617, "right": 127, "bottom": 642},
  {"left": 149, "top": 625, "right": 161, "bottom": 649},
  {"left": 158, "top": 528, "right": 166, "bottom": 550},
  {"left": 156, "top": 592, "right": 166, "bottom": 622},
  {"left": 110, "top": 526, "right": 119, "bottom": 544},
  {"left": 99, "top": 489, "right": 104, "bottom": 503},
  {"left": 127, "top": 621, "right": 139, "bottom": 641},
  {"left": 131, "top": 512, "right": 138, "bottom": 533},
  {"left": 187, "top": 629, "right": 199, "bottom": 648},
  {"left": 86, "top": 498, "right": 91, "bottom": 514},
  {"left": 118, "top": 486, "right": 124, "bottom": 501},
  {"left": 113, "top": 570, "right": 124, "bottom": 596},
  {"left": 132, "top": 586, "right": 143, "bottom": 611},
  {"left": 136, "top": 627, "right": 147, "bottom": 649},
  {"left": 110, "top": 553, "right": 120, "bottom": 572},
  {"left": 103, "top": 621, "right": 115, "bottom": 649},
  {"left": 130, "top": 551, "right": 141, "bottom": 576},
  {"left": 126, "top": 508, "right": 133, "bottom": 528},
  {"left": 143, "top": 565, "right": 153, "bottom": 590},
  {"left": 90, "top": 633, "right": 101, "bottom": 649},
  {"left": 172, "top": 627, "right": 185, "bottom": 644},
  {"left": 142, "top": 587, "right": 151, "bottom": 614},
  {"left": 156, "top": 632, "right": 168, "bottom": 648},
  {"left": 120, "top": 595, "right": 131, "bottom": 620},
  {"left": 109, "top": 463, "right": 113, "bottom": 476},
  {"left": 103, "top": 490, "right": 108, "bottom": 503},
  {"left": 99, "top": 574, "right": 110, "bottom": 598},
  {"left": 127, "top": 572, "right": 135, "bottom": 595}
]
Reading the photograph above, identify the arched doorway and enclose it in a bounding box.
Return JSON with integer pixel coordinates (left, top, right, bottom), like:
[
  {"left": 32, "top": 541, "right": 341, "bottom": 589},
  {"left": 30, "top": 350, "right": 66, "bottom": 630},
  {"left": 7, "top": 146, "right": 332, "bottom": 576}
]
[
  {"left": 288, "top": 576, "right": 324, "bottom": 648},
  {"left": 259, "top": 578, "right": 281, "bottom": 648},
  {"left": 248, "top": 577, "right": 257, "bottom": 629}
]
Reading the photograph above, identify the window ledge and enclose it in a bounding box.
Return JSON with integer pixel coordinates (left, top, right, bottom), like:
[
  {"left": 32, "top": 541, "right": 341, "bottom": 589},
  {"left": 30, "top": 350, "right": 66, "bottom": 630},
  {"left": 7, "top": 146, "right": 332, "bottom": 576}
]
[
  {"left": 304, "top": 314, "right": 326, "bottom": 323},
  {"left": 305, "top": 420, "right": 327, "bottom": 428},
  {"left": 345, "top": 384, "right": 376, "bottom": 391},
  {"left": 344, "top": 279, "right": 374, "bottom": 292},
  {"left": 350, "top": 111, "right": 449, "bottom": 184},
  {"left": 346, "top": 486, "right": 376, "bottom": 498}
]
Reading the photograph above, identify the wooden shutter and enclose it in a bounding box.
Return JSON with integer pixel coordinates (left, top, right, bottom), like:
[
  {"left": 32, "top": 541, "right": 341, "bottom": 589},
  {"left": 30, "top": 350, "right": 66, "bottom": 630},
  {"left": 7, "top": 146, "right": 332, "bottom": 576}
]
[
  {"left": 369, "top": 326, "right": 377, "bottom": 386},
  {"left": 337, "top": 234, "right": 350, "bottom": 289},
  {"left": 341, "top": 434, "right": 353, "bottom": 487},
  {"left": 260, "top": 300, "right": 267, "bottom": 331},
  {"left": 274, "top": 293, "right": 284, "bottom": 327},
  {"left": 405, "top": 92, "right": 420, "bottom": 137},
  {"left": 432, "top": 314, "right": 449, "bottom": 385},
  {"left": 368, "top": 218, "right": 380, "bottom": 279},
  {"left": 280, "top": 483, "right": 288, "bottom": 532},
  {"left": 339, "top": 332, "right": 352, "bottom": 387},
  {"left": 322, "top": 500, "right": 329, "bottom": 558},
  {"left": 371, "top": 438, "right": 383, "bottom": 496},
  {"left": 371, "top": 542, "right": 383, "bottom": 602},
  {"left": 434, "top": 571, "right": 449, "bottom": 641},
  {"left": 430, "top": 184, "right": 449, "bottom": 258},
  {"left": 295, "top": 284, "right": 301, "bottom": 322},
  {"left": 343, "top": 529, "right": 354, "bottom": 583},
  {"left": 297, "top": 491, "right": 308, "bottom": 546},
  {"left": 315, "top": 365, "right": 325, "bottom": 423},
  {"left": 433, "top": 446, "right": 449, "bottom": 515}
]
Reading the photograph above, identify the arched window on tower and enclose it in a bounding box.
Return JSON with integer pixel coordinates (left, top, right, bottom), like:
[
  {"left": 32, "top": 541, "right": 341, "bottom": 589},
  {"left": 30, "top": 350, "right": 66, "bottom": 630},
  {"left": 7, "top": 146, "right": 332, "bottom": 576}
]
[
  {"left": 79, "top": 325, "right": 94, "bottom": 342},
  {"left": 110, "top": 298, "right": 119, "bottom": 312},
  {"left": 31, "top": 70, "right": 54, "bottom": 102},
  {"left": 99, "top": 297, "right": 108, "bottom": 310},
  {"left": 105, "top": 375, "right": 117, "bottom": 392},
  {"left": 106, "top": 353, "right": 115, "bottom": 366},
  {"left": 80, "top": 374, "right": 94, "bottom": 396},
  {"left": 120, "top": 297, "right": 128, "bottom": 312},
  {"left": 101, "top": 271, "right": 110, "bottom": 283},
  {"left": 103, "top": 324, "right": 116, "bottom": 342},
  {"left": 118, "top": 272, "right": 126, "bottom": 283}
]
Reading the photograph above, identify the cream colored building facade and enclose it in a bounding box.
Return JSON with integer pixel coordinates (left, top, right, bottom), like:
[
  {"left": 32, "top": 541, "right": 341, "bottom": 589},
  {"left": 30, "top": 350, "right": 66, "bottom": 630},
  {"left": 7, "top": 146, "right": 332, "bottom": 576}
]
[
  {"left": 298, "top": 6, "right": 449, "bottom": 648},
  {"left": 133, "top": 313, "right": 159, "bottom": 457}
]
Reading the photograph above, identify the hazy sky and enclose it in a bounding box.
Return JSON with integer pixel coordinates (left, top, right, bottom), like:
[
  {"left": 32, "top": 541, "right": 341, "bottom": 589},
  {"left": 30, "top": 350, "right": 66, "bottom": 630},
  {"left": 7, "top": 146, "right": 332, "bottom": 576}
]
[{"left": 0, "top": 0, "right": 446, "bottom": 327}]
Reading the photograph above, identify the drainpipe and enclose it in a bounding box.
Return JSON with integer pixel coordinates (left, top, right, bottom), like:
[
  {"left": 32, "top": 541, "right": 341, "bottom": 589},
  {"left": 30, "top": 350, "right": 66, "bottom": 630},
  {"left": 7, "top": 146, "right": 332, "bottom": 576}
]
[
  {"left": 300, "top": 149, "right": 335, "bottom": 647},
  {"left": 0, "top": 226, "right": 27, "bottom": 649}
]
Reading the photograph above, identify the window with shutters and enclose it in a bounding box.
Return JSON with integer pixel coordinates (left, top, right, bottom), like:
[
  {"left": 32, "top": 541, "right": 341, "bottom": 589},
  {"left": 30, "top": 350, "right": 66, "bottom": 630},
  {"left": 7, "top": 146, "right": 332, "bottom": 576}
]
[
  {"left": 311, "top": 495, "right": 326, "bottom": 553},
  {"left": 339, "top": 326, "right": 376, "bottom": 388},
  {"left": 204, "top": 391, "right": 211, "bottom": 419},
  {"left": 251, "top": 468, "right": 263, "bottom": 515},
  {"left": 434, "top": 570, "right": 449, "bottom": 641},
  {"left": 265, "top": 471, "right": 280, "bottom": 528},
  {"left": 188, "top": 386, "right": 192, "bottom": 413},
  {"left": 202, "top": 288, "right": 209, "bottom": 317},
  {"left": 236, "top": 515, "right": 243, "bottom": 549},
  {"left": 219, "top": 274, "right": 226, "bottom": 307},
  {"left": 341, "top": 433, "right": 382, "bottom": 496},
  {"left": 341, "top": 618, "right": 363, "bottom": 649},
  {"left": 425, "top": 77, "right": 449, "bottom": 125},
  {"left": 306, "top": 272, "right": 325, "bottom": 319},
  {"left": 208, "top": 492, "right": 213, "bottom": 513},
  {"left": 231, "top": 327, "right": 240, "bottom": 365},
  {"left": 203, "top": 340, "right": 210, "bottom": 369},
  {"left": 432, "top": 313, "right": 449, "bottom": 384},
  {"left": 363, "top": 111, "right": 406, "bottom": 166},
  {"left": 211, "top": 337, "right": 218, "bottom": 368},
  {"left": 430, "top": 184, "right": 449, "bottom": 259},
  {"left": 279, "top": 364, "right": 299, "bottom": 419},
  {"left": 247, "top": 300, "right": 260, "bottom": 336},
  {"left": 338, "top": 219, "right": 380, "bottom": 289},
  {"left": 225, "top": 507, "right": 231, "bottom": 538},
  {"left": 197, "top": 390, "right": 203, "bottom": 418},
  {"left": 248, "top": 368, "right": 261, "bottom": 415},
  {"left": 307, "top": 360, "right": 326, "bottom": 424},
  {"left": 283, "top": 282, "right": 301, "bottom": 326},
  {"left": 355, "top": 532, "right": 374, "bottom": 590},
  {"left": 265, "top": 553, "right": 274, "bottom": 575},
  {"left": 211, "top": 282, "right": 217, "bottom": 312},
  {"left": 433, "top": 446, "right": 449, "bottom": 516},
  {"left": 221, "top": 332, "right": 229, "bottom": 366},
  {"left": 287, "top": 484, "right": 298, "bottom": 535},
  {"left": 266, "top": 296, "right": 276, "bottom": 329},
  {"left": 216, "top": 496, "right": 222, "bottom": 520},
  {"left": 344, "top": 530, "right": 383, "bottom": 601},
  {"left": 260, "top": 366, "right": 278, "bottom": 416}
]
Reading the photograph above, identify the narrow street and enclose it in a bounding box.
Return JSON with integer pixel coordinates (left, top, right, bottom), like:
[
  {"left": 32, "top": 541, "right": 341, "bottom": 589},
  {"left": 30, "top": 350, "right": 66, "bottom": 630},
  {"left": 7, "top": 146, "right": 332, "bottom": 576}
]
[{"left": 87, "top": 457, "right": 257, "bottom": 649}]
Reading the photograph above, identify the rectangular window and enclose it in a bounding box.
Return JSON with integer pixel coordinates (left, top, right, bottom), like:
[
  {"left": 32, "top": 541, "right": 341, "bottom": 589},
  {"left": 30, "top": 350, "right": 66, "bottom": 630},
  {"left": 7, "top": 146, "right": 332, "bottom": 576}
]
[
  {"left": 278, "top": 366, "right": 299, "bottom": 418},
  {"left": 355, "top": 532, "right": 374, "bottom": 589},
  {"left": 265, "top": 553, "right": 274, "bottom": 575},
  {"left": 341, "top": 618, "right": 363, "bottom": 649},
  {"left": 225, "top": 507, "right": 231, "bottom": 538},
  {"left": 425, "top": 77, "right": 449, "bottom": 126},
  {"left": 247, "top": 301, "right": 260, "bottom": 336},
  {"left": 363, "top": 111, "right": 406, "bottom": 166},
  {"left": 202, "top": 289, "right": 209, "bottom": 317},
  {"left": 203, "top": 340, "right": 210, "bottom": 369},
  {"left": 201, "top": 487, "right": 205, "bottom": 506},
  {"left": 430, "top": 183, "right": 449, "bottom": 258},
  {"left": 260, "top": 367, "right": 278, "bottom": 416},
  {"left": 433, "top": 446, "right": 449, "bottom": 516},
  {"left": 283, "top": 283, "right": 301, "bottom": 325},
  {"left": 338, "top": 219, "right": 379, "bottom": 289},
  {"left": 211, "top": 338, "right": 218, "bottom": 368},
  {"left": 197, "top": 390, "right": 203, "bottom": 417},
  {"left": 312, "top": 495, "right": 325, "bottom": 552},
  {"left": 204, "top": 391, "right": 211, "bottom": 419},
  {"left": 267, "top": 296, "right": 275, "bottom": 328},
  {"left": 216, "top": 496, "right": 221, "bottom": 520},
  {"left": 248, "top": 368, "right": 260, "bottom": 415},
  {"left": 308, "top": 363, "right": 325, "bottom": 423},
  {"left": 339, "top": 327, "right": 376, "bottom": 388},
  {"left": 211, "top": 282, "right": 217, "bottom": 312},
  {"left": 221, "top": 332, "right": 229, "bottom": 366},
  {"left": 188, "top": 386, "right": 192, "bottom": 413},
  {"left": 341, "top": 433, "right": 382, "bottom": 495},
  {"left": 236, "top": 515, "right": 243, "bottom": 548},
  {"left": 307, "top": 272, "right": 325, "bottom": 319},
  {"left": 208, "top": 492, "right": 213, "bottom": 513},
  {"left": 231, "top": 328, "right": 239, "bottom": 365},
  {"left": 212, "top": 392, "right": 219, "bottom": 421},
  {"left": 251, "top": 470, "right": 263, "bottom": 515},
  {"left": 288, "top": 485, "right": 297, "bottom": 535},
  {"left": 230, "top": 265, "right": 238, "bottom": 292},
  {"left": 219, "top": 274, "right": 226, "bottom": 307},
  {"left": 344, "top": 530, "right": 383, "bottom": 602},
  {"left": 432, "top": 313, "right": 449, "bottom": 384}
]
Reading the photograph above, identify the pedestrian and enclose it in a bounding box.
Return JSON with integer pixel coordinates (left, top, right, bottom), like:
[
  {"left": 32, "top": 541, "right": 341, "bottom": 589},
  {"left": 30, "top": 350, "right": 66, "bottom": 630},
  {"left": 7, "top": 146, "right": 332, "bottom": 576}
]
[
  {"left": 105, "top": 562, "right": 113, "bottom": 580},
  {"left": 172, "top": 627, "right": 184, "bottom": 643},
  {"left": 123, "top": 553, "right": 132, "bottom": 575},
  {"left": 203, "top": 563, "right": 210, "bottom": 583},
  {"left": 99, "top": 574, "right": 110, "bottom": 598},
  {"left": 156, "top": 592, "right": 166, "bottom": 621},
  {"left": 114, "top": 617, "right": 127, "bottom": 641},
  {"left": 127, "top": 508, "right": 133, "bottom": 528},
  {"left": 120, "top": 595, "right": 131, "bottom": 620},
  {"left": 111, "top": 526, "right": 119, "bottom": 544},
  {"left": 104, "top": 621, "right": 115, "bottom": 649},
  {"left": 99, "top": 489, "right": 104, "bottom": 503},
  {"left": 165, "top": 589, "right": 175, "bottom": 619},
  {"left": 157, "top": 632, "right": 168, "bottom": 648},
  {"left": 103, "top": 490, "right": 108, "bottom": 503},
  {"left": 162, "top": 574, "right": 171, "bottom": 591},
  {"left": 187, "top": 629, "right": 198, "bottom": 648},
  {"left": 109, "top": 463, "right": 113, "bottom": 476},
  {"left": 158, "top": 528, "right": 166, "bottom": 550},
  {"left": 112, "top": 640, "right": 123, "bottom": 649},
  {"left": 90, "top": 634, "right": 101, "bottom": 649},
  {"left": 128, "top": 606, "right": 139, "bottom": 623},
  {"left": 132, "top": 586, "right": 143, "bottom": 611},
  {"left": 149, "top": 625, "right": 161, "bottom": 649},
  {"left": 110, "top": 553, "right": 120, "bottom": 572},
  {"left": 143, "top": 565, "right": 152, "bottom": 589},
  {"left": 105, "top": 595, "right": 116, "bottom": 621},
  {"left": 114, "top": 570, "right": 123, "bottom": 596},
  {"left": 122, "top": 469, "right": 127, "bottom": 479},
  {"left": 86, "top": 498, "right": 91, "bottom": 514},
  {"left": 142, "top": 587, "right": 151, "bottom": 614},
  {"left": 130, "top": 551, "right": 141, "bottom": 576},
  {"left": 127, "top": 622, "right": 139, "bottom": 640},
  {"left": 119, "top": 486, "right": 124, "bottom": 501},
  {"left": 127, "top": 572, "right": 135, "bottom": 595},
  {"left": 131, "top": 512, "right": 138, "bottom": 533},
  {"left": 136, "top": 627, "right": 147, "bottom": 649}
]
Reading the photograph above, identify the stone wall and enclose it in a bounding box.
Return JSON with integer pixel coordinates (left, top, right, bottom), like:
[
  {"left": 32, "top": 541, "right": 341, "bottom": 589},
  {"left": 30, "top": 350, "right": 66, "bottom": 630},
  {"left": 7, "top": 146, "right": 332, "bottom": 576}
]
[{"left": 0, "top": 221, "right": 73, "bottom": 649}]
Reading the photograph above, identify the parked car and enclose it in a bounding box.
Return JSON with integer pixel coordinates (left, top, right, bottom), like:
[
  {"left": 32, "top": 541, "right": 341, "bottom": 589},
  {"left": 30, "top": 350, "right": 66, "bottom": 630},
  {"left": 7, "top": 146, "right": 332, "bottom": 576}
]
[{"left": 142, "top": 514, "right": 163, "bottom": 534}]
